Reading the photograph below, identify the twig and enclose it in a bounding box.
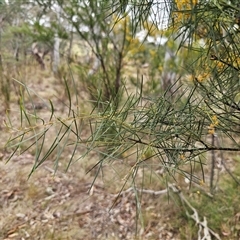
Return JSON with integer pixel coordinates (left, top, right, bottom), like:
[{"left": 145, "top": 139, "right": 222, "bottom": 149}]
[
  {"left": 44, "top": 166, "right": 68, "bottom": 179},
  {"left": 210, "top": 54, "right": 240, "bottom": 72},
  {"left": 210, "top": 134, "right": 216, "bottom": 194},
  {"left": 128, "top": 137, "right": 240, "bottom": 153},
  {"left": 112, "top": 187, "right": 168, "bottom": 197}
]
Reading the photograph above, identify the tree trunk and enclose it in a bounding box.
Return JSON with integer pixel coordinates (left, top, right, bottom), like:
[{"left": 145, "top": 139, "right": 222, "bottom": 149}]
[{"left": 52, "top": 33, "right": 60, "bottom": 73}]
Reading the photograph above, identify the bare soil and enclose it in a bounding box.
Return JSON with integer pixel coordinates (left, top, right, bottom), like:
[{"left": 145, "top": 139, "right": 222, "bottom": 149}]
[{"left": 0, "top": 153, "right": 180, "bottom": 240}]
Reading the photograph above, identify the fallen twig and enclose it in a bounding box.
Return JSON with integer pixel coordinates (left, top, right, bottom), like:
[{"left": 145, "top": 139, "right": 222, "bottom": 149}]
[
  {"left": 112, "top": 187, "right": 168, "bottom": 197},
  {"left": 169, "top": 184, "right": 221, "bottom": 240}
]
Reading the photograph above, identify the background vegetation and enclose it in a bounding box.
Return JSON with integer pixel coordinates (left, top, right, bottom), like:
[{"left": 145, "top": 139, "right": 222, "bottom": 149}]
[{"left": 0, "top": 0, "right": 240, "bottom": 239}]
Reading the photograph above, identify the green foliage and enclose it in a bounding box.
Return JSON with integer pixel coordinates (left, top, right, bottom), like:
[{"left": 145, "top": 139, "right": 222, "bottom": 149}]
[
  {"left": 32, "top": 22, "right": 55, "bottom": 44},
  {"left": 4, "top": 0, "right": 240, "bottom": 186},
  {"left": 3, "top": 1, "right": 240, "bottom": 238}
]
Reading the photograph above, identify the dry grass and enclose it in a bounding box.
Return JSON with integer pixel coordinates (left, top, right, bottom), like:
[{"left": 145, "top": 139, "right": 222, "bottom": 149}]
[{"left": 0, "top": 154, "right": 182, "bottom": 240}]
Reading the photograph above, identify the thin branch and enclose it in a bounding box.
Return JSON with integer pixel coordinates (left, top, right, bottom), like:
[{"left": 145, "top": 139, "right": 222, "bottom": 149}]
[
  {"left": 210, "top": 134, "right": 216, "bottom": 193},
  {"left": 128, "top": 137, "right": 240, "bottom": 152},
  {"left": 112, "top": 187, "right": 168, "bottom": 197},
  {"left": 210, "top": 54, "right": 240, "bottom": 72}
]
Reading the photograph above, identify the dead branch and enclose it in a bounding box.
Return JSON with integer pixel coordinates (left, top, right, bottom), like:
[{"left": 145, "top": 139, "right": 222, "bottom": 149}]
[
  {"left": 32, "top": 42, "right": 50, "bottom": 69},
  {"left": 169, "top": 184, "right": 221, "bottom": 240},
  {"left": 112, "top": 187, "right": 168, "bottom": 197}
]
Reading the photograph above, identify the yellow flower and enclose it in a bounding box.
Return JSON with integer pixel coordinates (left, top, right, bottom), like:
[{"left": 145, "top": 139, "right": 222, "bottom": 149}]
[
  {"left": 180, "top": 154, "right": 186, "bottom": 161},
  {"left": 216, "top": 61, "right": 225, "bottom": 69},
  {"left": 185, "top": 74, "right": 194, "bottom": 82},
  {"left": 174, "top": 0, "right": 198, "bottom": 23},
  {"left": 197, "top": 72, "right": 210, "bottom": 82},
  {"left": 158, "top": 65, "right": 163, "bottom": 72},
  {"left": 208, "top": 116, "right": 219, "bottom": 135},
  {"left": 208, "top": 123, "right": 215, "bottom": 134},
  {"left": 149, "top": 49, "right": 156, "bottom": 58},
  {"left": 211, "top": 115, "right": 219, "bottom": 126},
  {"left": 176, "top": 0, "right": 198, "bottom": 10},
  {"left": 208, "top": 128, "right": 215, "bottom": 135},
  {"left": 199, "top": 180, "right": 205, "bottom": 186}
]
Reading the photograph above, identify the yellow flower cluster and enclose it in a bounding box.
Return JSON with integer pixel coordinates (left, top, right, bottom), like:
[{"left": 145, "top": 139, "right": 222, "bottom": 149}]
[
  {"left": 196, "top": 72, "right": 211, "bottom": 82},
  {"left": 199, "top": 179, "right": 205, "bottom": 186},
  {"left": 176, "top": 0, "right": 198, "bottom": 10},
  {"left": 174, "top": 0, "right": 198, "bottom": 23},
  {"left": 112, "top": 15, "right": 130, "bottom": 35},
  {"left": 212, "top": 54, "right": 240, "bottom": 71},
  {"left": 126, "top": 38, "right": 145, "bottom": 55},
  {"left": 180, "top": 154, "right": 186, "bottom": 161},
  {"left": 215, "top": 61, "right": 225, "bottom": 70},
  {"left": 208, "top": 115, "right": 219, "bottom": 135},
  {"left": 158, "top": 65, "right": 163, "bottom": 72},
  {"left": 149, "top": 49, "right": 157, "bottom": 58},
  {"left": 226, "top": 57, "right": 240, "bottom": 70},
  {"left": 185, "top": 71, "right": 211, "bottom": 83}
]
